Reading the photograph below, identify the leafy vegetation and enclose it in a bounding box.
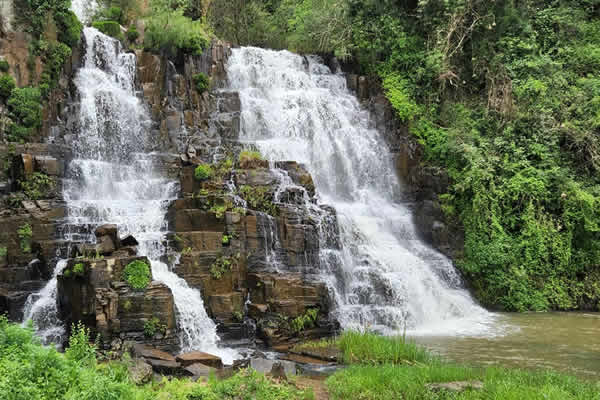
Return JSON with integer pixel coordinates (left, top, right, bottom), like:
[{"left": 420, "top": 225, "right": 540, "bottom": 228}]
[
  {"left": 238, "top": 185, "right": 278, "bottom": 215},
  {"left": 290, "top": 308, "right": 319, "bottom": 333},
  {"left": 0, "top": 246, "right": 7, "bottom": 259},
  {"left": 122, "top": 259, "right": 151, "bottom": 290},
  {"left": 192, "top": 72, "right": 210, "bottom": 93},
  {"left": 0, "top": 60, "right": 9, "bottom": 73},
  {"left": 17, "top": 223, "right": 32, "bottom": 253},
  {"left": 143, "top": 317, "right": 166, "bottom": 338},
  {"left": 144, "top": 0, "right": 210, "bottom": 60},
  {"left": 209, "top": 255, "right": 235, "bottom": 279},
  {"left": 194, "top": 163, "right": 213, "bottom": 181},
  {"left": 7, "top": 87, "right": 42, "bottom": 143},
  {"left": 0, "top": 75, "right": 15, "bottom": 100},
  {"left": 92, "top": 20, "right": 123, "bottom": 39},
  {"left": 19, "top": 172, "right": 55, "bottom": 200},
  {"left": 0, "top": 317, "right": 313, "bottom": 400}
]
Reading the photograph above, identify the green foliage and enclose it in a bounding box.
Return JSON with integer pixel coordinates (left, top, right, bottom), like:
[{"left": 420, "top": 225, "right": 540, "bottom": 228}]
[
  {"left": 55, "top": 9, "right": 83, "bottom": 48},
  {"left": 210, "top": 255, "right": 235, "bottom": 279},
  {"left": 73, "top": 263, "right": 85, "bottom": 277},
  {"left": 17, "top": 223, "right": 32, "bottom": 253},
  {"left": 238, "top": 185, "right": 278, "bottom": 215},
  {"left": 338, "top": 331, "right": 435, "bottom": 365},
  {"left": 0, "top": 74, "right": 15, "bottom": 100},
  {"left": 0, "top": 247, "right": 6, "bottom": 258},
  {"left": 92, "top": 20, "right": 122, "bottom": 39},
  {"left": 38, "top": 41, "right": 72, "bottom": 97},
  {"left": 125, "top": 26, "right": 139, "bottom": 42},
  {"left": 122, "top": 299, "right": 132, "bottom": 311},
  {"left": 122, "top": 260, "right": 151, "bottom": 290},
  {"left": 14, "top": 0, "right": 82, "bottom": 48},
  {"left": 0, "top": 60, "right": 9, "bottom": 73},
  {"left": 144, "top": 5, "right": 209, "bottom": 59},
  {"left": 238, "top": 150, "right": 263, "bottom": 163},
  {"left": 290, "top": 308, "right": 319, "bottom": 333},
  {"left": 194, "top": 163, "right": 213, "bottom": 181},
  {"left": 222, "top": 234, "right": 231, "bottom": 245},
  {"left": 143, "top": 317, "right": 166, "bottom": 338},
  {"left": 192, "top": 72, "right": 210, "bottom": 93},
  {"left": 65, "top": 322, "right": 96, "bottom": 366},
  {"left": 6, "top": 87, "right": 42, "bottom": 143},
  {"left": 19, "top": 172, "right": 55, "bottom": 200}
]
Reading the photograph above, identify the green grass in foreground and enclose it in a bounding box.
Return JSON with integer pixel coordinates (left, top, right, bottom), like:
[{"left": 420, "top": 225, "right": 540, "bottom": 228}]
[{"left": 326, "top": 332, "right": 600, "bottom": 400}]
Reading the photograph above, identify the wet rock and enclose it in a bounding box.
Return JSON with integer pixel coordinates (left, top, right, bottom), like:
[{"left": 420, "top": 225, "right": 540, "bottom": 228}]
[
  {"left": 426, "top": 381, "right": 484, "bottom": 392},
  {"left": 270, "top": 362, "right": 287, "bottom": 380},
  {"left": 176, "top": 351, "right": 223, "bottom": 368},
  {"left": 96, "top": 235, "right": 116, "bottom": 255},
  {"left": 120, "top": 235, "right": 139, "bottom": 247},
  {"left": 34, "top": 155, "right": 62, "bottom": 176},
  {"left": 250, "top": 358, "right": 296, "bottom": 377},
  {"left": 128, "top": 359, "right": 153, "bottom": 384},
  {"left": 184, "top": 363, "right": 217, "bottom": 378},
  {"left": 146, "top": 358, "right": 182, "bottom": 375},
  {"left": 132, "top": 344, "right": 176, "bottom": 362}
]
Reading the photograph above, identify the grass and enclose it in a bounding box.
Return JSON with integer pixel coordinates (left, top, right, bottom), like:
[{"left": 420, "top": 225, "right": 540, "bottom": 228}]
[{"left": 338, "top": 331, "right": 435, "bottom": 365}]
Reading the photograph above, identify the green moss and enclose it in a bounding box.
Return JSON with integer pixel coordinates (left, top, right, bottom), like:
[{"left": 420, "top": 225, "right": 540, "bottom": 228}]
[
  {"left": 122, "top": 260, "right": 151, "bottom": 290},
  {"left": 17, "top": 223, "right": 32, "bottom": 254},
  {"left": 122, "top": 299, "right": 132, "bottom": 311},
  {"left": 194, "top": 163, "right": 213, "bottom": 181},
  {"left": 192, "top": 72, "right": 210, "bottom": 93},
  {"left": 0, "top": 74, "right": 15, "bottom": 100}
]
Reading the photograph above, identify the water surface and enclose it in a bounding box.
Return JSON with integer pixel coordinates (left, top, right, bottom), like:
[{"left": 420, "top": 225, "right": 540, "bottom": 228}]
[{"left": 412, "top": 313, "right": 600, "bottom": 379}]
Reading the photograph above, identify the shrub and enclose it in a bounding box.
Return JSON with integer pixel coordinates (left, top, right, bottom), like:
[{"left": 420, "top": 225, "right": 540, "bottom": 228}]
[
  {"left": 17, "top": 223, "right": 32, "bottom": 253},
  {"left": 0, "top": 74, "right": 15, "bottom": 100},
  {"left": 144, "top": 10, "right": 209, "bottom": 58},
  {"left": 19, "top": 172, "right": 54, "bottom": 200},
  {"left": 39, "top": 41, "right": 72, "bottom": 97},
  {"left": 143, "top": 317, "right": 166, "bottom": 338},
  {"left": 0, "top": 60, "right": 9, "bottom": 72},
  {"left": 73, "top": 263, "right": 85, "bottom": 277},
  {"left": 7, "top": 87, "right": 42, "bottom": 142},
  {"left": 65, "top": 322, "right": 96, "bottom": 366},
  {"left": 122, "top": 260, "right": 151, "bottom": 290},
  {"left": 290, "top": 308, "right": 319, "bottom": 333},
  {"left": 92, "top": 20, "right": 122, "bottom": 39},
  {"left": 194, "top": 163, "right": 213, "bottom": 181},
  {"left": 55, "top": 9, "right": 83, "bottom": 48},
  {"left": 238, "top": 185, "right": 278, "bottom": 215},
  {"left": 126, "top": 26, "right": 139, "bottom": 42},
  {"left": 192, "top": 72, "right": 210, "bottom": 93},
  {"left": 222, "top": 234, "right": 230, "bottom": 245},
  {"left": 210, "top": 255, "right": 234, "bottom": 279},
  {"left": 0, "top": 246, "right": 7, "bottom": 258}
]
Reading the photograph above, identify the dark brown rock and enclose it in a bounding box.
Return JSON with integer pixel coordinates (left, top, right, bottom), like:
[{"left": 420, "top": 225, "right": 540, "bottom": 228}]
[
  {"left": 176, "top": 351, "right": 223, "bottom": 368},
  {"left": 132, "top": 344, "right": 176, "bottom": 362}
]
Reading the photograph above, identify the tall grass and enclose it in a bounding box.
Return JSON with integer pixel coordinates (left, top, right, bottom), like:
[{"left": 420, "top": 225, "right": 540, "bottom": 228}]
[{"left": 338, "top": 331, "right": 435, "bottom": 365}]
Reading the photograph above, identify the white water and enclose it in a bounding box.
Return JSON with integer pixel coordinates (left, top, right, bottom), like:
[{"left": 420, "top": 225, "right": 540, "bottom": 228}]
[
  {"left": 23, "top": 25, "right": 236, "bottom": 362},
  {"left": 227, "top": 47, "right": 495, "bottom": 336}
]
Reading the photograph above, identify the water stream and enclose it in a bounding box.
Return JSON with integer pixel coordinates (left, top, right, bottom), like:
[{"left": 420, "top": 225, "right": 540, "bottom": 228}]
[
  {"left": 22, "top": 13, "right": 236, "bottom": 362},
  {"left": 226, "top": 47, "right": 494, "bottom": 336}
]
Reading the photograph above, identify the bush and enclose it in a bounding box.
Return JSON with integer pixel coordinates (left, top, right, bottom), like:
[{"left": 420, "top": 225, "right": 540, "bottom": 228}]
[
  {"left": 7, "top": 87, "right": 42, "bottom": 142},
  {"left": 39, "top": 41, "right": 72, "bottom": 97},
  {"left": 144, "top": 10, "right": 209, "bottom": 58},
  {"left": 55, "top": 9, "right": 83, "bottom": 48},
  {"left": 0, "top": 246, "right": 7, "bottom": 258},
  {"left": 192, "top": 72, "right": 210, "bottom": 93},
  {"left": 126, "top": 26, "right": 139, "bottom": 42},
  {"left": 19, "top": 172, "right": 54, "bottom": 200},
  {"left": 0, "top": 60, "right": 9, "bottom": 72},
  {"left": 17, "top": 223, "right": 32, "bottom": 253},
  {"left": 73, "top": 263, "right": 85, "bottom": 277},
  {"left": 0, "top": 74, "right": 15, "bottom": 100},
  {"left": 194, "top": 163, "right": 213, "bottom": 181},
  {"left": 210, "top": 255, "right": 234, "bottom": 279},
  {"left": 122, "top": 260, "right": 151, "bottom": 290},
  {"left": 92, "top": 20, "right": 122, "bottom": 39},
  {"left": 143, "top": 317, "right": 166, "bottom": 338},
  {"left": 65, "top": 322, "right": 96, "bottom": 366}
]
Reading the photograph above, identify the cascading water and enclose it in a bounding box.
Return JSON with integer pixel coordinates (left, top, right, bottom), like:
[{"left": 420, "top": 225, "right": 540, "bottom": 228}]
[
  {"left": 23, "top": 8, "right": 236, "bottom": 361},
  {"left": 226, "top": 47, "right": 494, "bottom": 336}
]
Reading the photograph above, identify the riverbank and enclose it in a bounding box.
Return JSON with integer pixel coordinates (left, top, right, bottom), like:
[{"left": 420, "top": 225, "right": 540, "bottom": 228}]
[{"left": 2, "top": 318, "right": 599, "bottom": 399}]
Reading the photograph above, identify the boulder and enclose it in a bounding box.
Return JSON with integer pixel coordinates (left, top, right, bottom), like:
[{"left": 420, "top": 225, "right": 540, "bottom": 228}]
[
  {"left": 184, "top": 363, "right": 217, "bottom": 378},
  {"left": 176, "top": 351, "right": 223, "bottom": 368},
  {"left": 96, "top": 235, "right": 116, "bottom": 255},
  {"left": 132, "top": 344, "right": 176, "bottom": 362},
  {"left": 250, "top": 358, "right": 296, "bottom": 377},
  {"left": 128, "top": 359, "right": 153, "bottom": 384},
  {"left": 145, "top": 358, "right": 182, "bottom": 375}
]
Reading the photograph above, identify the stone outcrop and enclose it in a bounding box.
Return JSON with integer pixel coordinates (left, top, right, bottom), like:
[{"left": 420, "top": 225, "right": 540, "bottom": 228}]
[{"left": 56, "top": 226, "right": 177, "bottom": 351}]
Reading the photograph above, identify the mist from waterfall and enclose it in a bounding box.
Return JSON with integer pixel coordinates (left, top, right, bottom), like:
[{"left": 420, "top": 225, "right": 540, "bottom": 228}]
[{"left": 226, "top": 47, "right": 495, "bottom": 336}]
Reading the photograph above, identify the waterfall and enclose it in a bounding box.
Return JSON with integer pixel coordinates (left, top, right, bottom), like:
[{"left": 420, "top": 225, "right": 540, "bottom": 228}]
[
  {"left": 23, "top": 26, "right": 236, "bottom": 362},
  {"left": 226, "top": 47, "right": 494, "bottom": 336}
]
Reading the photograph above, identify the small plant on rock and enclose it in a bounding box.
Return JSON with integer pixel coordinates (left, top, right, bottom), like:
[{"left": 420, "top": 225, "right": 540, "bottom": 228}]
[
  {"left": 17, "top": 223, "right": 32, "bottom": 253},
  {"left": 73, "top": 263, "right": 85, "bottom": 277},
  {"left": 0, "top": 246, "right": 6, "bottom": 258},
  {"left": 0, "top": 74, "right": 15, "bottom": 100},
  {"left": 290, "top": 308, "right": 319, "bottom": 333},
  {"left": 126, "top": 26, "right": 139, "bottom": 42},
  {"left": 65, "top": 322, "right": 97, "bottom": 366},
  {"left": 122, "top": 260, "right": 151, "bottom": 290},
  {"left": 210, "top": 255, "right": 234, "bottom": 279},
  {"left": 194, "top": 163, "right": 213, "bottom": 181},
  {"left": 123, "top": 299, "right": 132, "bottom": 311},
  {"left": 0, "top": 60, "right": 9, "bottom": 72},
  {"left": 19, "top": 172, "right": 54, "bottom": 200},
  {"left": 144, "top": 317, "right": 166, "bottom": 338},
  {"left": 192, "top": 72, "right": 210, "bottom": 93},
  {"left": 222, "top": 234, "right": 231, "bottom": 246}
]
